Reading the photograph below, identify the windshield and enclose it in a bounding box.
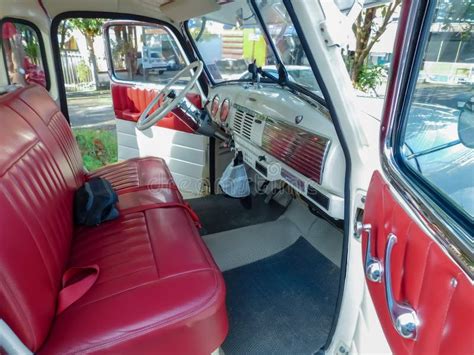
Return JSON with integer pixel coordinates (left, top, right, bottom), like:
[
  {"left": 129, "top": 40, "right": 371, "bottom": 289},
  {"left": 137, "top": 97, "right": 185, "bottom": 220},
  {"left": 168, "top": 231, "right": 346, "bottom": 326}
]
[
  {"left": 255, "top": 0, "right": 322, "bottom": 96},
  {"left": 188, "top": 0, "right": 277, "bottom": 81},
  {"left": 188, "top": 0, "right": 323, "bottom": 98}
]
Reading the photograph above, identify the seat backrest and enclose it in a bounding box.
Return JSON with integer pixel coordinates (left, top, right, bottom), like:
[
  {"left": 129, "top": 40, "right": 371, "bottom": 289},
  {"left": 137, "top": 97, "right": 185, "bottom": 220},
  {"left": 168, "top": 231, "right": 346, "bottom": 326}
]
[
  {"left": 0, "top": 86, "right": 84, "bottom": 351},
  {"left": 14, "top": 86, "right": 85, "bottom": 186}
]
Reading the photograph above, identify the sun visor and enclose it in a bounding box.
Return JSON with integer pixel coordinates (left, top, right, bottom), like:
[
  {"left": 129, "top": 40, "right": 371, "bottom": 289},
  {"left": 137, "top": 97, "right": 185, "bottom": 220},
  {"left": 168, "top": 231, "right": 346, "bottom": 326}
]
[{"left": 160, "top": 0, "right": 221, "bottom": 22}]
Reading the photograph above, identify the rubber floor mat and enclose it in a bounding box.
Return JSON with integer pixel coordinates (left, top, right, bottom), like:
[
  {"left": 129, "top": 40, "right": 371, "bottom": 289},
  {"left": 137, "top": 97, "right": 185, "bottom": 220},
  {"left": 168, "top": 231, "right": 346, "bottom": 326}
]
[
  {"left": 187, "top": 194, "right": 286, "bottom": 235},
  {"left": 222, "top": 237, "right": 340, "bottom": 354}
]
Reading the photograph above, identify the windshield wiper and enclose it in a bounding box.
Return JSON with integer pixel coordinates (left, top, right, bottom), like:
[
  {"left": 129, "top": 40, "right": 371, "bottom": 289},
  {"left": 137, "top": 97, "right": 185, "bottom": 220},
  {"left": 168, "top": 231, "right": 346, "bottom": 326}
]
[
  {"left": 247, "top": 61, "right": 289, "bottom": 87},
  {"left": 262, "top": 64, "right": 289, "bottom": 86}
]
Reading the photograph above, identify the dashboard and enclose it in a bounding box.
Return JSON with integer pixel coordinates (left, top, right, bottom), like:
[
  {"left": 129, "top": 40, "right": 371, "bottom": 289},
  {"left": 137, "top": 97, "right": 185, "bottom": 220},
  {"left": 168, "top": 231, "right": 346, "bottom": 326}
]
[{"left": 208, "top": 83, "right": 345, "bottom": 220}]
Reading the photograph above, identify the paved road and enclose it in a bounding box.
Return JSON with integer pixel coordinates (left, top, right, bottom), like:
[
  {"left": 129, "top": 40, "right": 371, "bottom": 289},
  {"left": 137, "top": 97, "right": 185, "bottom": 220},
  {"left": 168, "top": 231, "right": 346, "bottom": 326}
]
[
  {"left": 67, "top": 92, "right": 115, "bottom": 129},
  {"left": 413, "top": 83, "right": 473, "bottom": 109}
]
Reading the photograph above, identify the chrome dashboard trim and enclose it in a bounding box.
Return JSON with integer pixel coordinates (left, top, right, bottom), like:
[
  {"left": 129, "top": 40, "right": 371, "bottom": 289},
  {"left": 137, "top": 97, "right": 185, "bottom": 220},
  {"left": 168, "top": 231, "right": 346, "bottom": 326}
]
[
  {"left": 380, "top": 0, "right": 473, "bottom": 278},
  {"left": 262, "top": 119, "right": 331, "bottom": 184},
  {"left": 231, "top": 103, "right": 331, "bottom": 185}
]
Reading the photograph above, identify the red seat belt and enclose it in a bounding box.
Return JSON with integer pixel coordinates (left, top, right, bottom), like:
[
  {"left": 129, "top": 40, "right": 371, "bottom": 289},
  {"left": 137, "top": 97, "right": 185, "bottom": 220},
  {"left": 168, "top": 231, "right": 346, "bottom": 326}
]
[{"left": 56, "top": 265, "right": 99, "bottom": 315}]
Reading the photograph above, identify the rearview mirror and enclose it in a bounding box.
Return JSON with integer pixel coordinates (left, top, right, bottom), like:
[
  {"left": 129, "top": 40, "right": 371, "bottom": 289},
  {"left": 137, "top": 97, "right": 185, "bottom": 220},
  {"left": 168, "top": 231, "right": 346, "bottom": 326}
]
[{"left": 458, "top": 96, "right": 474, "bottom": 149}]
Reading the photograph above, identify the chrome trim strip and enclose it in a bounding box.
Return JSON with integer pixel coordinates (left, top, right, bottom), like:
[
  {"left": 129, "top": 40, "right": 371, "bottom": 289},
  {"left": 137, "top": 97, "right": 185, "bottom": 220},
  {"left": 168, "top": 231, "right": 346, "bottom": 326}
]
[
  {"left": 232, "top": 104, "right": 331, "bottom": 185},
  {"left": 380, "top": 0, "right": 473, "bottom": 278}
]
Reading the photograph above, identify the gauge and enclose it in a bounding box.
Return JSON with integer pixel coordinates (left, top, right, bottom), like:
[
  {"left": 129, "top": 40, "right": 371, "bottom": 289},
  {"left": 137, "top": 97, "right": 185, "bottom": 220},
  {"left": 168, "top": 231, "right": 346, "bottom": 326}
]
[
  {"left": 220, "top": 98, "right": 231, "bottom": 123},
  {"left": 210, "top": 95, "right": 220, "bottom": 118}
]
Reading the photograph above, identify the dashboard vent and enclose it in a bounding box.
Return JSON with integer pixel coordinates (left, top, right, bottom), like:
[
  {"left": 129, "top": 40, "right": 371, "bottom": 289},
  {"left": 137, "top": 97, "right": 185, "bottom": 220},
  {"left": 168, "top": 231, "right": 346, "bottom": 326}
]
[
  {"left": 233, "top": 107, "right": 255, "bottom": 140},
  {"left": 262, "top": 119, "right": 330, "bottom": 184},
  {"left": 233, "top": 109, "right": 244, "bottom": 133}
]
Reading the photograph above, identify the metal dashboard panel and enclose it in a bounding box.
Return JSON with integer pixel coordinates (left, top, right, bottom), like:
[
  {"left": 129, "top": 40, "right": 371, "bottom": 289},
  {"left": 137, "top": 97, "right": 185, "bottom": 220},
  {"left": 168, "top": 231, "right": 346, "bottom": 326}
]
[
  {"left": 261, "top": 118, "right": 330, "bottom": 184},
  {"left": 231, "top": 103, "right": 330, "bottom": 184},
  {"left": 207, "top": 84, "right": 345, "bottom": 219}
]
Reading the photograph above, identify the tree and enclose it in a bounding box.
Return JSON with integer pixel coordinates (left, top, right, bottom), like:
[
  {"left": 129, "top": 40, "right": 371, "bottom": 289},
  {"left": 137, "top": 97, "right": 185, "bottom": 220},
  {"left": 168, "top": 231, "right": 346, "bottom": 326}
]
[
  {"left": 58, "top": 20, "right": 73, "bottom": 50},
  {"left": 69, "top": 18, "right": 105, "bottom": 90},
  {"left": 439, "top": 0, "right": 473, "bottom": 46},
  {"left": 350, "top": 0, "right": 402, "bottom": 86},
  {"left": 110, "top": 25, "right": 139, "bottom": 80}
]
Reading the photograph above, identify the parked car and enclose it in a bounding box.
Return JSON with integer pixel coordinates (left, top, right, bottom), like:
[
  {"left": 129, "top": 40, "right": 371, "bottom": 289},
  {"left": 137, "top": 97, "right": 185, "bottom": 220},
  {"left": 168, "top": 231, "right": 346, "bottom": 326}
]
[{"left": 137, "top": 46, "right": 168, "bottom": 75}]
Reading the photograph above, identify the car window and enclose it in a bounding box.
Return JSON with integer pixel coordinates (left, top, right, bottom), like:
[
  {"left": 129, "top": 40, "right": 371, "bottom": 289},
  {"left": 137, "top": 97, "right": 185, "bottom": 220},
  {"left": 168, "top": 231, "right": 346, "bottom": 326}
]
[
  {"left": 187, "top": 1, "right": 277, "bottom": 82},
  {"left": 399, "top": 0, "right": 474, "bottom": 219},
  {"left": 106, "top": 23, "right": 188, "bottom": 85},
  {"left": 255, "top": 0, "right": 323, "bottom": 98},
  {"left": 1, "top": 20, "right": 48, "bottom": 88}
]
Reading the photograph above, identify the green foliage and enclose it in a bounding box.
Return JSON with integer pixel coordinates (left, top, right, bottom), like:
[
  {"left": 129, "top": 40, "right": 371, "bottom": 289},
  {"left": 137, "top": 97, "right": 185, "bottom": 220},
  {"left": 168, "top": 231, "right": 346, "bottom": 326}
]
[
  {"left": 74, "top": 128, "right": 118, "bottom": 171},
  {"left": 69, "top": 18, "right": 105, "bottom": 37},
  {"left": 355, "top": 65, "right": 385, "bottom": 92},
  {"left": 76, "top": 60, "right": 92, "bottom": 82},
  {"left": 14, "top": 24, "right": 40, "bottom": 63},
  {"left": 350, "top": 0, "right": 401, "bottom": 86},
  {"left": 24, "top": 41, "right": 39, "bottom": 63}
]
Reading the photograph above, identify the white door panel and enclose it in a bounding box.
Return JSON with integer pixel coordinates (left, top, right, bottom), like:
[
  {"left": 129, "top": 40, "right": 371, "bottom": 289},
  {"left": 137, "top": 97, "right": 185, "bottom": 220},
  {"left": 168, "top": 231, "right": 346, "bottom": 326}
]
[
  {"left": 350, "top": 286, "right": 391, "bottom": 354},
  {"left": 116, "top": 119, "right": 209, "bottom": 197},
  {"left": 116, "top": 119, "right": 140, "bottom": 160}
]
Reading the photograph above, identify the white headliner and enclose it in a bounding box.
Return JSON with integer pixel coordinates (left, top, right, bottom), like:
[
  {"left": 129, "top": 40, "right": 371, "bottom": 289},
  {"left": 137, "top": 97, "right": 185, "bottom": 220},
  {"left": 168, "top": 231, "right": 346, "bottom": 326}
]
[{"left": 0, "top": 0, "right": 222, "bottom": 24}]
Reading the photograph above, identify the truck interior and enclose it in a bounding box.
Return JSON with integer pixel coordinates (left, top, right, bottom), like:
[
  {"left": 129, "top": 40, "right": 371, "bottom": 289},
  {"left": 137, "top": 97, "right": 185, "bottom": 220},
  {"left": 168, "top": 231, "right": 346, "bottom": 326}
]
[{"left": 2, "top": 0, "right": 448, "bottom": 354}]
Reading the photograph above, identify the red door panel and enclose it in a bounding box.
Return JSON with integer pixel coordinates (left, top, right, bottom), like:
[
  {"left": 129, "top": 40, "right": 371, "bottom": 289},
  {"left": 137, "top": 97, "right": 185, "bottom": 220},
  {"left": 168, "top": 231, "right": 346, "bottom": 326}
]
[
  {"left": 111, "top": 82, "right": 201, "bottom": 133},
  {"left": 362, "top": 171, "right": 474, "bottom": 355}
]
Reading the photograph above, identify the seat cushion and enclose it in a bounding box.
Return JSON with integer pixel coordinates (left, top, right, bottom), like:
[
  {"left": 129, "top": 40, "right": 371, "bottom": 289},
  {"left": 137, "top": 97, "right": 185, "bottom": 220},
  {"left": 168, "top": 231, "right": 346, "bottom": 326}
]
[
  {"left": 0, "top": 85, "right": 228, "bottom": 353},
  {"left": 89, "top": 157, "right": 185, "bottom": 207},
  {"left": 39, "top": 208, "right": 228, "bottom": 354},
  {"left": 87, "top": 157, "right": 178, "bottom": 193}
]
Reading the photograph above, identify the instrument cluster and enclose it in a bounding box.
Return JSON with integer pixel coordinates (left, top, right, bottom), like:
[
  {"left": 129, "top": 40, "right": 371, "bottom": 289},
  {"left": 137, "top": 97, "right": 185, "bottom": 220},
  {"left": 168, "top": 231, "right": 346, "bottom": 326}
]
[{"left": 210, "top": 94, "right": 231, "bottom": 125}]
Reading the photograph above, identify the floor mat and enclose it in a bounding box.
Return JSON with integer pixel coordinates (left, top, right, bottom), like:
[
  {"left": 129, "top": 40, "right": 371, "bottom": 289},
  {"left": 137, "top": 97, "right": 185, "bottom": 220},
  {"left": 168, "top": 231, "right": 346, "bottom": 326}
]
[
  {"left": 187, "top": 194, "right": 286, "bottom": 235},
  {"left": 222, "top": 237, "right": 340, "bottom": 355}
]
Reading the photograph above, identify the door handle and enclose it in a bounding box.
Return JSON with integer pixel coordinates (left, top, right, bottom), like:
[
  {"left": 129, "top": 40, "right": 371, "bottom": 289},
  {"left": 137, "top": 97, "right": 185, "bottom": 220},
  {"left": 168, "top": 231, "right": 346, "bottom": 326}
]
[
  {"left": 384, "top": 233, "right": 419, "bottom": 340},
  {"left": 359, "top": 223, "right": 383, "bottom": 283}
]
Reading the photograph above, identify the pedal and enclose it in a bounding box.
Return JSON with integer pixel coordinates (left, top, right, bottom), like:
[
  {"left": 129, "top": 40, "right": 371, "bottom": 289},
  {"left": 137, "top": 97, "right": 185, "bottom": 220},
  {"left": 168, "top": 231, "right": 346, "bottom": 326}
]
[{"left": 265, "top": 187, "right": 292, "bottom": 206}]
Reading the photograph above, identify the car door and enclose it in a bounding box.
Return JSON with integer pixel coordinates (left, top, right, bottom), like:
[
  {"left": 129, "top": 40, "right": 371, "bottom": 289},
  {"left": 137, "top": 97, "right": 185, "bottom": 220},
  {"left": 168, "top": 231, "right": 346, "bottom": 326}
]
[
  {"left": 103, "top": 21, "right": 209, "bottom": 199},
  {"left": 361, "top": 0, "right": 473, "bottom": 353}
]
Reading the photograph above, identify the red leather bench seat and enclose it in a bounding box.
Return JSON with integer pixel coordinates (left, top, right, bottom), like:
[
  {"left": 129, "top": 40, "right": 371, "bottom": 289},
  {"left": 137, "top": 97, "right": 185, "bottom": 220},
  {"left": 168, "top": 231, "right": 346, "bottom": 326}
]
[
  {"left": 0, "top": 86, "right": 227, "bottom": 354},
  {"left": 41, "top": 209, "right": 225, "bottom": 354}
]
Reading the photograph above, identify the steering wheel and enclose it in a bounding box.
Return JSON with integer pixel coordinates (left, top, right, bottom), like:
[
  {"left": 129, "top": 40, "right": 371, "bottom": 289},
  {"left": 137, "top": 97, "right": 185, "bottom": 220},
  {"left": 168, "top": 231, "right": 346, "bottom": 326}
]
[{"left": 137, "top": 61, "right": 203, "bottom": 131}]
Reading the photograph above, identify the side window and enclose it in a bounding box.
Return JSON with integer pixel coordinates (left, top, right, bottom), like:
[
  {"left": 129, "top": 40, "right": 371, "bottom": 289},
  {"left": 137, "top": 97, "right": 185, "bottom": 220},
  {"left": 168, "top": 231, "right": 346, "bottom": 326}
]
[
  {"left": 399, "top": 0, "right": 473, "bottom": 219},
  {"left": 57, "top": 17, "right": 118, "bottom": 172},
  {"left": 106, "top": 23, "right": 187, "bottom": 84},
  {"left": 1, "top": 20, "right": 48, "bottom": 88}
]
